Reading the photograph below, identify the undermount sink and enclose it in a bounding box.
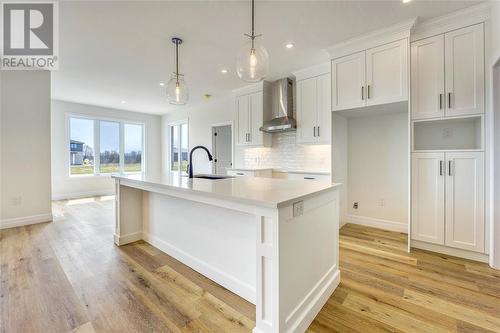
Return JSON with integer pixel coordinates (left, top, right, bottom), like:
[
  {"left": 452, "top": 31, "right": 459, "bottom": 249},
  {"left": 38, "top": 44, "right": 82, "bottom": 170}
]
[{"left": 192, "top": 174, "right": 234, "bottom": 180}]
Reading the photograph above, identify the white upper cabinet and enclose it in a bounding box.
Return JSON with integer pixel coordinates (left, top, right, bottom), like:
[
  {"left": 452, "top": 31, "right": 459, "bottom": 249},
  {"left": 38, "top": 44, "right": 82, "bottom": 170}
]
[
  {"left": 296, "top": 73, "right": 331, "bottom": 144},
  {"left": 332, "top": 39, "right": 408, "bottom": 112},
  {"left": 411, "top": 152, "right": 445, "bottom": 245},
  {"left": 234, "top": 85, "right": 271, "bottom": 147},
  {"left": 411, "top": 23, "right": 484, "bottom": 119},
  {"left": 445, "top": 152, "right": 484, "bottom": 252},
  {"left": 332, "top": 51, "right": 366, "bottom": 111},
  {"left": 411, "top": 35, "right": 445, "bottom": 120},
  {"left": 444, "top": 24, "right": 484, "bottom": 117},
  {"left": 366, "top": 39, "right": 408, "bottom": 106}
]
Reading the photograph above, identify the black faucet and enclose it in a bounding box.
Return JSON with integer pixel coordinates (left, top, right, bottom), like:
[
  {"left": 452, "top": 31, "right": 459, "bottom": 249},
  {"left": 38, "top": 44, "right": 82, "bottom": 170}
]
[{"left": 188, "top": 146, "right": 213, "bottom": 178}]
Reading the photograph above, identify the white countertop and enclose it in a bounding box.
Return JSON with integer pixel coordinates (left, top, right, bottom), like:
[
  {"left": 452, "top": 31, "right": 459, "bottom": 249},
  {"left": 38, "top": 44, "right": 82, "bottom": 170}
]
[
  {"left": 228, "top": 167, "right": 331, "bottom": 175},
  {"left": 113, "top": 174, "right": 340, "bottom": 208}
]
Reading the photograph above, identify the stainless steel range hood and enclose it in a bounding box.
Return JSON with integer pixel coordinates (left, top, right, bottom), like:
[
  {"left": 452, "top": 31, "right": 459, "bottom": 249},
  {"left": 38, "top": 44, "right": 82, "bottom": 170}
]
[{"left": 260, "top": 78, "right": 296, "bottom": 133}]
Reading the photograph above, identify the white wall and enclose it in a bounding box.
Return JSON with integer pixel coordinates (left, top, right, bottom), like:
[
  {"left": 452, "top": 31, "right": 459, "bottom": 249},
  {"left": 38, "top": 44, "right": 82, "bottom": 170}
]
[
  {"left": 1, "top": 71, "right": 52, "bottom": 228},
  {"left": 51, "top": 100, "right": 161, "bottom": 200},
  {"left": 331, "top": 113, "right": 348, "bottom": 226},
  {"left": 346, "top": 112, "right": 408, "bottom": 228}
]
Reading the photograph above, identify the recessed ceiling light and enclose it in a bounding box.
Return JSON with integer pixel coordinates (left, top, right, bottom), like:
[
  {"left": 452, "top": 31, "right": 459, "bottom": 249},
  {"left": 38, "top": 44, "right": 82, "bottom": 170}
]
[
  {"left": 221, "top": 69, "right": 228, "bottom": 74},
  {"left": 121, "top": 100, "right": 126, "bottom": 104},
  {"left": 285, "top": 42, "right": 295, "bottom": 49},
  {"left": 402, "top": 0, "right": 411, "bottom": 3},
  {"left": 159, "top": 82, "right": 165, "bottom": 86}
]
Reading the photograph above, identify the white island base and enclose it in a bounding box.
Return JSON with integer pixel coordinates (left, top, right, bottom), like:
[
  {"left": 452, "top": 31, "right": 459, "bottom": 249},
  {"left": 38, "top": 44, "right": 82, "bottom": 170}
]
[{"left": 113, "top": 175, "right": 341, "bottom": 333}]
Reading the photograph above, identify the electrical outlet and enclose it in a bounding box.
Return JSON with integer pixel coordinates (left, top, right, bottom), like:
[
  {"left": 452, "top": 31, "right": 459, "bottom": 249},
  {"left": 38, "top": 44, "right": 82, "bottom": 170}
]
[
  {"left": 353, "top": 201, "right": 359, "bottom": 209},
  {"left": 443, "top": 127, "right": 453, "bottom": 139},
  {"left": 378, "top": 199, "right": 385, "bottom": 207},
  {"left": 11, "top": 196, "right": 22, "bottom": 206},
  {"left": 293, "top": 201, "right": 304, "bottom": 217}
]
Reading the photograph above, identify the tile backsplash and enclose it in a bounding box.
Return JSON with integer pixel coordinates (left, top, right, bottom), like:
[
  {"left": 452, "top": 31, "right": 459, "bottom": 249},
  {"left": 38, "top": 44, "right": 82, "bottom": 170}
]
[{"left": 235, "top": 132, "right": 331, "bottom": 171}]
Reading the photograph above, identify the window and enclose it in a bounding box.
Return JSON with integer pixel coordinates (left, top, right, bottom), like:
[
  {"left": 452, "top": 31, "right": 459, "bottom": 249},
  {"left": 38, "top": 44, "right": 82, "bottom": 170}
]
[
  {"left": 69, "top": 118, "right": 94, "bottom": 175},
  {"left": 169, "top": 121, "right": 188, "bottom": 175},
  {"left": 68, "top": 116, "right": 144, "bottom": 176}
]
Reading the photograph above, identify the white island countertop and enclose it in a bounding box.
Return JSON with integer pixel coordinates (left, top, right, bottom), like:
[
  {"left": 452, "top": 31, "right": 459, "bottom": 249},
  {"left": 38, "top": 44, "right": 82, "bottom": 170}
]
[{"left": 113, "top": 173, "right": 340, "bottom": 208}]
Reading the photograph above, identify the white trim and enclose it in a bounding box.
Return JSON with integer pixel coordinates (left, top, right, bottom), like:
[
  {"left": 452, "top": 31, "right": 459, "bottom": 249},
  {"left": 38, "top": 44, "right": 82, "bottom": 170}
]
[
  {"left": 114, "top": 231, "right": 142, "bottom": 246},
  {"left": 0, "top": 213, "right": 53, "bottom": 230},
  {"left": 344, "top": 214, "right": 408, "bottom": 233},
  {"left": 143, "top": 231, "right": 256, "bottom": 304},
  {"left": 411, "top": 3, "right": 490, "bottom": 42},
  {"left": 167, "top": 118, "right": 189, "bottom": 176},
  {"left": 326, "top": 18, "right": 416, "bottom": 59},
  {"left": 293, "top": 63, "right": 330, "bottom": 82},
  {"left": 52, "top": 190, "right": 115, "bottom": 201},
  {"left": 411, "top": 240, "right": 489, "bottom": 263}
]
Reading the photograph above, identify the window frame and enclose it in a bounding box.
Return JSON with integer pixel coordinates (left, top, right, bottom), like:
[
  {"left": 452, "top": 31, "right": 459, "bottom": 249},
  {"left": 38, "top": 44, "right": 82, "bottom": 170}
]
[
  {"left": 168, "top": 119, "right": 189, "bottom": 177},
  {"left": 66, "top": 113, "right": 145, "bottom": 178}
]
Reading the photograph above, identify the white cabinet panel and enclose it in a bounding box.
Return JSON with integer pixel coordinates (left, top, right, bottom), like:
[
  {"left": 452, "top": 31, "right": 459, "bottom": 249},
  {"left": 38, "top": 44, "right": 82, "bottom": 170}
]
[
  {"left": 236, "top": 95, "right": 250, "bottom": 145},
  {"left": 411, "top": 153, "right": 445, "bottom": 245},
  {"left": 296, "top": 78, "right": 317, "bottom": 143},
  {"left": 445, "top": 152, "right": 484, "bottom": 252},
  {"left": 316, "top": 73, "right": 331, "bottom": 144},
  {"left": 411, "top": 35, "right": 445, "bottom": 120},
  {"left": 444, "top": 24, "right": 484, "bottom": 117},
  {"left": 332, "top": 51, "right": 366, "bottom": 111},
  {"left": 366, "top": 39, "right": 408, "bottom": 106},
  {"left": 250, "top": 91, "right": 263, "bottom": 145}
]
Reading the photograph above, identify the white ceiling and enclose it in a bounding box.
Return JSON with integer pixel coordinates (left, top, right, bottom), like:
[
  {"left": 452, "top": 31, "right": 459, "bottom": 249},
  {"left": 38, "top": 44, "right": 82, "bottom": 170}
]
[{"left": 52, "top": 0, "right": 483, "bottom": 115}]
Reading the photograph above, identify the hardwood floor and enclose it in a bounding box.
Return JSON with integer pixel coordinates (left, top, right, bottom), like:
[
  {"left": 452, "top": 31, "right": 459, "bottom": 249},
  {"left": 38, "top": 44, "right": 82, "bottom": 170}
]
[{"left": 1, "top": 196, "right": 499, "bottom": 332}]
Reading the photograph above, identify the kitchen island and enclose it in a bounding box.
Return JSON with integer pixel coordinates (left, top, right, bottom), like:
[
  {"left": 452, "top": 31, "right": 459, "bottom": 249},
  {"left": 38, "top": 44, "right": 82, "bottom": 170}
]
[{"left": 113, "top": 174, "right": 341, "bottom": 333}]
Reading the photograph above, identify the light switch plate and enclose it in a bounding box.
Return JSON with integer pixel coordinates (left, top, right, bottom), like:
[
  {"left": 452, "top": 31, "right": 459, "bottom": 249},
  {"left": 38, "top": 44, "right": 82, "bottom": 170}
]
[{"left": 293, "top": 201, "right": 304, "bottom": 217}]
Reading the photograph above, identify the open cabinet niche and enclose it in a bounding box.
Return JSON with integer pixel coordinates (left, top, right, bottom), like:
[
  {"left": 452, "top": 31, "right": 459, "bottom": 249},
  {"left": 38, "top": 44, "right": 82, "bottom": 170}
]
[{"left": 412, "top": 116, "right": 483, "bottom": 151}]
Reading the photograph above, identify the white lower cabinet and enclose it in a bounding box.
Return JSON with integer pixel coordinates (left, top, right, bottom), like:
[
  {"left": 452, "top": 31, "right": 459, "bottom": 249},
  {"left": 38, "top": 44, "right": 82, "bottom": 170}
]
[{"left": 411, "top": 152, "right": 484, "bottom": 253}]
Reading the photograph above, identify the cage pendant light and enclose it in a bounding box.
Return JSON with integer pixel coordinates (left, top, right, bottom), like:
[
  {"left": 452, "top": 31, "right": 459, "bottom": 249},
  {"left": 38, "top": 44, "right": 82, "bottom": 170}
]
[
  {"left": 236, "top": 0, "right": 269, "bottom": 82},
  {"left": 167, "top": 37, "right": 189, "bottom": 105}
]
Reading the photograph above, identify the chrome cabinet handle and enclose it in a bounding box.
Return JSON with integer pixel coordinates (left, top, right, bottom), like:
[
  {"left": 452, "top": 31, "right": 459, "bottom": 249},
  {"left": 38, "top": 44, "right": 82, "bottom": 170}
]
[
  {"left": 361, "top": 86, "right": 365, "bottom": 100},
  {"left": 248, "top": 133, "right": 251, "bottom": 142},
  {"left": 313, "top": 126, "right": 316, "bottom": 137},
  {"left": 439, "top": 160, "right": 444, "bottom": 176},
  {"left": 367, "top": 85, "right": 371, "bottom": 99},
  {"left": 304, "top": 177, "right": 315, "bottom": 180},
  {"left": 439, "top": 94, "right": 443, "bottom": 109},
  {"left": 236, "top": 172, "right": 244, "bottom": 175},
  {"left": 317, "top": 126, "right": 320, "bottom": 137},
  {"left": 448, "top": 160, "right": 452, "bottom": 176},
  {"left": 448, "top": 92, "right": 452, "bottom": 108}
]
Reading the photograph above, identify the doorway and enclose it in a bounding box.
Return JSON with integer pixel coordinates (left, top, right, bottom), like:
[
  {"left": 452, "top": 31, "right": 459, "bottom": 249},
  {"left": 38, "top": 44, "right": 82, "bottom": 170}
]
[{"left": 211, "top": 124, "right": 232, "bottom": 175}]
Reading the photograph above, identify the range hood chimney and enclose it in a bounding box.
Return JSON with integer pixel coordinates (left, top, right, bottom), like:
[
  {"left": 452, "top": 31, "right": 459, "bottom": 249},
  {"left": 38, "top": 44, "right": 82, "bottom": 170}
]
[{"left": 260, "top": 78, "right": 296, "bottom": 133}]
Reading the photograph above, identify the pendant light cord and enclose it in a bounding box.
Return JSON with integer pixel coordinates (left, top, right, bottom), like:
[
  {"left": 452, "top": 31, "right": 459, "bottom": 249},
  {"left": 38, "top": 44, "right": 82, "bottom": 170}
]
[
  {"left": 251, "top": 0, "right": 254, "bottom": 38},
  {"left": 175, "top": 40, "right": 179, "bottom": 83}
]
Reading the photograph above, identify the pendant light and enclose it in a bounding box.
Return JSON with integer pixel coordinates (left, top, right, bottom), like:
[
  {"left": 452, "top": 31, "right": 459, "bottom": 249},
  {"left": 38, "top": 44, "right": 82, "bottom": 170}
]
[
  {"left": 167, "top": 37, "right": 189, "bottom": 105},
  {"left": 236, "top": 0, "right": 269, "bottom": 82}
]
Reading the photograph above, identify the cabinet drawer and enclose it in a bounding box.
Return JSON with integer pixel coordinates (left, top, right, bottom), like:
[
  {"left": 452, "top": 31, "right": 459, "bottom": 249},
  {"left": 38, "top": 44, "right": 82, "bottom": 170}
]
[
  {"left": 287, "top": 173, "right": 331, "bottom": 181},
  {"left": 227, "top": 170, "right": 255, "bottom": 177}
]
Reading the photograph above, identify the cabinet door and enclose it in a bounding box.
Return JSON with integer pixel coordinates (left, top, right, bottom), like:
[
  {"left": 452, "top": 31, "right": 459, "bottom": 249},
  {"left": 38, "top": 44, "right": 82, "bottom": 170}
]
[
  {"left": 249, "top": 91, "right": 263, "bottom": 145},
  {"left": 331, "top": 51, "right": 366, "bottom": 111},
  {"left": 445, "top": 152, "right": 484, "bottom": 252},
  {"left": 316, "top": 73, "right": 331, "bottom": 144},
  {"left": 444, "top": 24, "right": 484, "bottom": 117},
  {"left": 366, "top": 39, "right": 408, "bottom": 106},
  {"left": 236, "top": 95, "right": 250, "bottom": 145},
  {"left": 296, "top": 77, "right": 318, "bottom": 143},
  {"left": 411, "top": 35, "right": 445, "bottom": 119},
  {"left": 411, "top": 153, "right": 445, "bottom": 245}
]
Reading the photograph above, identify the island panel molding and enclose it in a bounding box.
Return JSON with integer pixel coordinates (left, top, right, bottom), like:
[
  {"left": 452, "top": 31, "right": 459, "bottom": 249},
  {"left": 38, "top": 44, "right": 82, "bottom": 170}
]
[{"left": 113, "top": 174, "right": 341, "bottom": 333}]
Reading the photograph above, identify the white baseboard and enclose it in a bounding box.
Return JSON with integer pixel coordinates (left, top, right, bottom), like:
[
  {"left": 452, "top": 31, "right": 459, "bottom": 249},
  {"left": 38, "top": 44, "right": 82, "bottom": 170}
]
[
  {"left": 411, "top": 240, "right": 489, "bottom": 263},
  {"left": 114, "top": 232, "right": 142, "bottom": 246},
  {"left": 143, "top": 231, "right": 256, "bottom": 304},
  {"left": 52, "top": 190, "right": 115, "bottom": 201},
  {"left": 344, "top": 214, "right": 407, "bottom": 233},
  {"left": 286, "top": 266, "right": 341, "bottom": 333},
  {"left": 0, "top": 213, "right": 53, "bottom": 230}
]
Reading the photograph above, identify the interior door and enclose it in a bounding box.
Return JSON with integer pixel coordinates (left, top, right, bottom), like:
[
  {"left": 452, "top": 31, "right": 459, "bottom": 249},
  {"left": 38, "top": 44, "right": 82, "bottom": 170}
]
[
  {"left": 249, "top": 91, "right": 263, "bottom": 145},
  {"left": 411, "top": 152, "right": 445, "bottom": 245},
  {"left": 331, "top": 51, "right": 366, "bottom": 111},
  {"left": 445, "top": 152, "right": 484, "bottom": 252},
  {"left": 444, "top": 24, "right": 484, "bottom": 117},
  {"left": 411, "top": 35, "right": 445, "bottom": 120},
  {"left": 296, "top": 77, "right": 318, "bottom": 143},
  {"left": 316, "top": 73, "right": 331, "bottom": 144},
  {"left": 237, "top": 95, "right": 250, "bottom": 145},
  {"left": 366, "top": 39, "right": 408, "bottom": 106},
  {"left": 212, "top": 125, "right": 232, "bottom": 175}
]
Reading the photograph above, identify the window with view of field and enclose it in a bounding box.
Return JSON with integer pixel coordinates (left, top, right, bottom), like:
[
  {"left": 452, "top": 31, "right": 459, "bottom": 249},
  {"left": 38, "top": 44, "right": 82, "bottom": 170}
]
[
  {"left": 69, "top": 116, "right": 144, "bottom": 176},
  {"left": 169, "top": 122, "right": 188, "bottom": 176}
]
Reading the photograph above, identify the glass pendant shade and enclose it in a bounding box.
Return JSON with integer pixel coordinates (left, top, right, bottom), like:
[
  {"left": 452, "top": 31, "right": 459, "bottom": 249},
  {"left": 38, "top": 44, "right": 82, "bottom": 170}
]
[
  {"left": 236, "top": 39, "right": 269, "bottom": 83},
  {"left": 166, "top": 75, "right": 188, "bottom": 105}
]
